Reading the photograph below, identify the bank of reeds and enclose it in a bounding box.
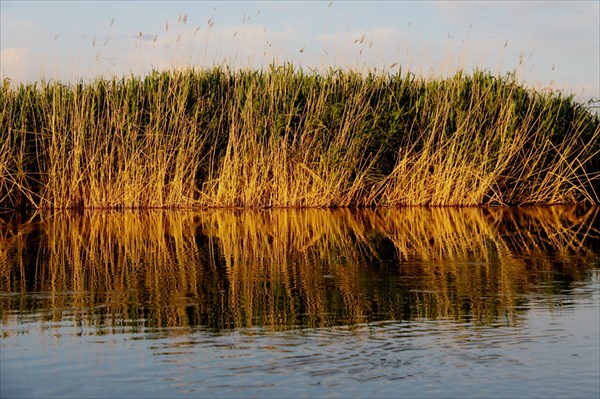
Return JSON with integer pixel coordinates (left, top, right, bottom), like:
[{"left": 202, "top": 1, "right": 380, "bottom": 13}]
[{"left": 1, "top": 65, "right": 598, "bottom": 209}]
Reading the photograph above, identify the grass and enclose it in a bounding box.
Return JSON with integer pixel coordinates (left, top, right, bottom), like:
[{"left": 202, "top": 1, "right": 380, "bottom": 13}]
[{"left": 1, "top": 65, "right": 599, "bottom": 209}]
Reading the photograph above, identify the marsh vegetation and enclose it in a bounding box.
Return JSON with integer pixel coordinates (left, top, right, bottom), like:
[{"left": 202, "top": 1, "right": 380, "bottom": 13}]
[{"left": 1, "top": 66, "right": 599, "bottom": 209}]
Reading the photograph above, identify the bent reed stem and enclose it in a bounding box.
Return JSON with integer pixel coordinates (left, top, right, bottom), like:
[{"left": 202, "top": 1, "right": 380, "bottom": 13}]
[{"left": 1, "top": 65, "right": 598, "bottom": 209}]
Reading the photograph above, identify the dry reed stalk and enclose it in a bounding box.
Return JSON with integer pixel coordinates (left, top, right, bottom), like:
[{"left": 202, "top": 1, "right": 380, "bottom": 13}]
[{"left": 1, "top": 67, "right": 598, "bottom": 209}]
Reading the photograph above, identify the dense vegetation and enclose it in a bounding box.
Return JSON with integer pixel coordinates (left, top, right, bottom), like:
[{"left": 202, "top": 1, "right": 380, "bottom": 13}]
[{"left": 1, "top": 65, "right": 598, "bottom": 209}]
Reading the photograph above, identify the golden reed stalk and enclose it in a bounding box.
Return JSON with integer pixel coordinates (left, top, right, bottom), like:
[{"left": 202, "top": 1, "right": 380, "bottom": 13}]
[{"left": 1, "top": 68, "right": 598, "bottom": 209}]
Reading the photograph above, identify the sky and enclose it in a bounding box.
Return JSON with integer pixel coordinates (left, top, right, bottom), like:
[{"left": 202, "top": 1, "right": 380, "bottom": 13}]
[{"left": 1, "top": 0, "right": 599, "bottom": 103}]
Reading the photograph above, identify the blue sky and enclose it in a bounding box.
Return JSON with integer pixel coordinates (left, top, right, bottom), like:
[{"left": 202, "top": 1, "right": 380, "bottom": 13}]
[{"left": 1, "top": 1, "right": 598, "bottom": 102}]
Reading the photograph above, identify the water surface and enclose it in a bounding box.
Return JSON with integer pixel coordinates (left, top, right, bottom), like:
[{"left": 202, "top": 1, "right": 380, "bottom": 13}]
[{"left": 1, "top": 207, "right": 599, "bottom": 398}]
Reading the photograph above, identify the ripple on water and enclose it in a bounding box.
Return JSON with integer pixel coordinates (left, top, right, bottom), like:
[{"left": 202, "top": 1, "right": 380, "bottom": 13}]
[{"left": 1, "top": 210, "right": 599, "bottom": 398}]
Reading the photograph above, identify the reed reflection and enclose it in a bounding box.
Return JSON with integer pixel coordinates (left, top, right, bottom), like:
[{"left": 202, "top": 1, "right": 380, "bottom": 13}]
[{"left": 1, "top": 206, "right": 597, "bottom": 332}]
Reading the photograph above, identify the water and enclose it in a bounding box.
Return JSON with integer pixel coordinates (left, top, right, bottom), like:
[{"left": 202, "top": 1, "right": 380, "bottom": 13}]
[{"left": 1, "top": 207, "right": 599, "bottom": 398}]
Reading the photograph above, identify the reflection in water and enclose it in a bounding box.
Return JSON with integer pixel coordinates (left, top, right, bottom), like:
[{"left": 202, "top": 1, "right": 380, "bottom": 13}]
[{"left": 0, "top": 207, "right": 598, "bottom": 333}]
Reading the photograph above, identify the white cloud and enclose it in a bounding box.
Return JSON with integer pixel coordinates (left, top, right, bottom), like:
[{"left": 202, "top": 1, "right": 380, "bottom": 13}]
[
  {"left": 0, "top": 16, "right": 43, "bottom": 36},
  {"left": 0, "top": 47, "right": 32, "bottom": 81},
  {"left": 0, "top": 47, "right": 29, "bottom": 66}
]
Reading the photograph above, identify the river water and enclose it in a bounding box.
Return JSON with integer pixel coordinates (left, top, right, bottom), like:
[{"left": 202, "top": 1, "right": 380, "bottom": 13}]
[{"left": 1, "top": 207, "right": 599, "bottom": 398}]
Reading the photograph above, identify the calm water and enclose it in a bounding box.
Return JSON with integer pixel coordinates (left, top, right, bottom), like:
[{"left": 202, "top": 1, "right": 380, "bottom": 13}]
[{"left": 1, "top": 207, "right": 599, "bottom": 398}]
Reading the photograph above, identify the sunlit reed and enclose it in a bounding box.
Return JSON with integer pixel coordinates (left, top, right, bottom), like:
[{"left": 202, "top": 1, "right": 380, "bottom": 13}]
[{"left": 1, "top": 67, "right": 598, "bottom": 209}]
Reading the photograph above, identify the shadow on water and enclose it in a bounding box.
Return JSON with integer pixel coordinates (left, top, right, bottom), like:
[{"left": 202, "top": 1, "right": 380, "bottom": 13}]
[{"left": 1, "top": 206, "right": 598, "bottom": 334}]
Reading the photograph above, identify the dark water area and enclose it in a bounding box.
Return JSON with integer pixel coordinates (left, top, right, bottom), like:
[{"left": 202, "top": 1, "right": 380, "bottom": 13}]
[{"left": 1, "top": 206, "right": 599, "bottom": 398}]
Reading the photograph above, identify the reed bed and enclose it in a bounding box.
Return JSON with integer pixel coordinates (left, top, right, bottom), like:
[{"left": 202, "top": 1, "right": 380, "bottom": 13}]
[{"left": 1, "top": 66, "right": 598, "bottom": 209}]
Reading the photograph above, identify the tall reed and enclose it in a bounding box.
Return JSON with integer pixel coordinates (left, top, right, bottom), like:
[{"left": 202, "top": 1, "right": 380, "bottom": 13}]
[{"left": 1, "top": 66, "right": 598, "bottom": 209}]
